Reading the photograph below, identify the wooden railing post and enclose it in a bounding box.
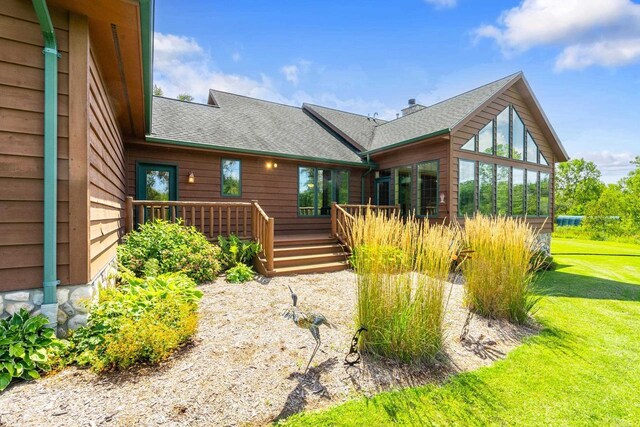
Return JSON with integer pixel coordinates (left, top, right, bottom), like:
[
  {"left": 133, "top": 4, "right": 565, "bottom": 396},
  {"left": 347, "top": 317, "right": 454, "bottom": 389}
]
[
  {"left": 331, "top": 202, "right": 337, "bottom": 237},
  {"left": 266, "top": 217, "right": 275, "bottom": 272},
  {"left": 251, "top": 200, "right": 258, "bottom": 239},
  {"left": 125, "top": 196, "right": 133, "bottom": 233}
]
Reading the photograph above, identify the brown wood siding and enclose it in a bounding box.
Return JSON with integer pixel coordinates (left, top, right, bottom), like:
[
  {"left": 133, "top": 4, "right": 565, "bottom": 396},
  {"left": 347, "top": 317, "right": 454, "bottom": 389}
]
[
  {"left": 451, "top": 85, "right": 555, "bottom": 233},
  {"left": 125, "top": 142, "right": 365, "bottom": 235},
  {"left": 0, "top": 1, "right": 70, "bottom": 291},
  {"left": 369, "top": 138, "right": 450, "bottom": 220},
  {"left": 87, "top": 44, "right": 126, "bottom": 278}
]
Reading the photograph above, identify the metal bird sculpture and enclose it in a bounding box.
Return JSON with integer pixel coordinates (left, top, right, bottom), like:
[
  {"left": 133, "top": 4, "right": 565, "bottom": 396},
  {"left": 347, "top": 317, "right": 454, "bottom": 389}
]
[{"left": 281, "top": 285, "right": 334, "bottom": 374}]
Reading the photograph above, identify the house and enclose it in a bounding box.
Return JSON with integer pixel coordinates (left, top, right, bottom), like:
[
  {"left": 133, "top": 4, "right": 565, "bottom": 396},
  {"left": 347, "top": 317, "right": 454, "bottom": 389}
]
[{"left": 0, "top": 0, "right": 569, "bottom": 335}]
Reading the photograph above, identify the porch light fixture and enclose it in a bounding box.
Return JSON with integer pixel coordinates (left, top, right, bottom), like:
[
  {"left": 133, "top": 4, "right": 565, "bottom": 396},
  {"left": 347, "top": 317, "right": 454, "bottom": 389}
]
[
  {"left": 440, "top": 192, "right": 446, "bottom": 204},
  {"left": 188, "top": 171, "right": 195, "bottom": 184},
  {"left": 266, "top": 161, "right": 278, "bottom": 169}
]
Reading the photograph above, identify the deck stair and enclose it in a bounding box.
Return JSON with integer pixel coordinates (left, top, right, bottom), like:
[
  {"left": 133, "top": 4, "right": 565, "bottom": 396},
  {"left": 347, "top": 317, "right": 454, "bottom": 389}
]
[{"left": 260, "top": 234, "right": 350, "bottom": 276}]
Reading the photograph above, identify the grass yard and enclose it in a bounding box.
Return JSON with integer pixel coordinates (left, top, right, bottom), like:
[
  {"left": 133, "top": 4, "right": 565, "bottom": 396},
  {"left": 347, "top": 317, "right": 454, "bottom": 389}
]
[{"left": 280, "top": 238, "right": 640, "bottom": 426}]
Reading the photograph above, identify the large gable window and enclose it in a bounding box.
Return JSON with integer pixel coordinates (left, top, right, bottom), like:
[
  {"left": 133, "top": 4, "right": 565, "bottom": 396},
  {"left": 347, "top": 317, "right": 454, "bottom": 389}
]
[
  {"left": 221, "top": 159, "right": 241, "bottom": 197},
  {"left": 496, "top": 165, "right": 510, "bottom": 215},
  {"left": 478, "top": 163, "right": 494, "bottom": 215},
  {"left": 512, "top": 167, "right": 525, "bottom": 216},
  {"left": 462, "top": 105, "right": 549, "bottom": 166},
  {"left": 298, "top": 167, "right": 349, "bottom": 216}
]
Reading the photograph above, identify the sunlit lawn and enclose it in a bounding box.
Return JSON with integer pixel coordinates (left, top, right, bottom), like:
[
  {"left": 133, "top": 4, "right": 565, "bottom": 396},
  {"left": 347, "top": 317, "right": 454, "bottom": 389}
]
[{"left": 280, "top": 238, "right": 640, "bottom": 426}]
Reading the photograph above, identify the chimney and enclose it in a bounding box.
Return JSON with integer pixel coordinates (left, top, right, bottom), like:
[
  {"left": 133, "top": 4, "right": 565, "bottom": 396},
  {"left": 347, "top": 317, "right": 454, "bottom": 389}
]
[{"left": 401, "top": 98, "right": 425, "bottom": 117}]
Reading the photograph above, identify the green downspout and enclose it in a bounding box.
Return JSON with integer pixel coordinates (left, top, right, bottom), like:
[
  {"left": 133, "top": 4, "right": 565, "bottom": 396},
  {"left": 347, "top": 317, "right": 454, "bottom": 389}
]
[
  {"left": 32, "top": 0, "right": 60, "bottom": 328},
  {"left": 361, "top": 154, "right": 375, "bottom": 204}
]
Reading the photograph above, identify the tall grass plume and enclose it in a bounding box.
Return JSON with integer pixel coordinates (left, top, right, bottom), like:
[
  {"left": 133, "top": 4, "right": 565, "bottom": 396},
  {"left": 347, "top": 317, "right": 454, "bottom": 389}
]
[
  {"left": 348, "top": 208, "right": 459, "bottom": 361},
  {"left": 461, "top": 215, "right": 541, "bottom": 323}
]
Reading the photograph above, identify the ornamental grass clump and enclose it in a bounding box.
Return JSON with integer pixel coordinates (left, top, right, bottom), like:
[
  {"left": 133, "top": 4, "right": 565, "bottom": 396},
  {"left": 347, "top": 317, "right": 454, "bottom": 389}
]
[
  {"left": 461, "top": 215, "right": 541, "bottom": 324},
  {"left": 349, "top": 208, "right": 458, "bottom": 362}
]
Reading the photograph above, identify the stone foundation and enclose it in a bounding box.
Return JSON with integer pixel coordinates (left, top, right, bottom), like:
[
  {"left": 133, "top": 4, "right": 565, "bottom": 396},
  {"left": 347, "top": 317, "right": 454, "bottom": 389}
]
[
  {"left": 536, "top": 232, "right": 551, "bottom": 255},
  {"left": 0, "top": 257, "right": 117, "bottom": 337}
]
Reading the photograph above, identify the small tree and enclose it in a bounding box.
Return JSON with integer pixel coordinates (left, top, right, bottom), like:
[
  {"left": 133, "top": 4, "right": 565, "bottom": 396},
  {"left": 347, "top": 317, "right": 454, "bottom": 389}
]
[
  {"left": 177, "top": 93, "right": 194, "bottom": 102},
  {"left": 555, "top": 158, "right": 604, "bottom": 215}
]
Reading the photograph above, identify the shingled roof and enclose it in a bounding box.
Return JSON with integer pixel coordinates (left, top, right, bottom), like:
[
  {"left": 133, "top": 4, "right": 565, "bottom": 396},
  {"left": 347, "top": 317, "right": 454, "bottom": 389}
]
[
  {"left": 148, "top": 71, "right": 567, "bottom": 162},
  {"left": 149, "top": 91, "right": 364, "bottom": 165},
  {"left": 366, "top": 72, "right": 521, "bottom": 152}
]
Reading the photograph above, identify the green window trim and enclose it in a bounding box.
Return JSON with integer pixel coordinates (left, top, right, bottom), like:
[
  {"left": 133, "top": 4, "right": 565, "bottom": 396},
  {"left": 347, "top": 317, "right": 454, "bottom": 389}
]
[
  {"left": 417, "top": 160, "right": 439, "bottom": 218},
  {"left": 221, "top": 158, "right": 242, "bottom": 197},
  {"left": 297, "top": 166, "right": 349, "bottom": 217},
  {"left": 135, "top": 162, "right": 178, "bottom": 201}
]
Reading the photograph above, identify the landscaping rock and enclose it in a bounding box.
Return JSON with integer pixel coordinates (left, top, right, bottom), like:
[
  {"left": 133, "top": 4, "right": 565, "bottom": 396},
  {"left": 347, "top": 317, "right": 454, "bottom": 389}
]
[
  {"left": 57, "top": 309, "right": 68, "bottom": 325},
  {"left": 4, "top": 291, "right": 30, "bottom": 302},
  {"left": 60, "top": 302, "right": 75, "bottom": 316},
  {"left": 68, "top": 314, "right": 88, "bottom": 330}
]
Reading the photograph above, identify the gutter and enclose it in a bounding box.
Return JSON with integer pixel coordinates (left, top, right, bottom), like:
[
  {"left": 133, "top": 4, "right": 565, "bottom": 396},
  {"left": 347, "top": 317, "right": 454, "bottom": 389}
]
[
  {"left": 144, "top": 136, "right": 371, "bottom": 168},
  {"left": 362, "top": 128, "right": 450, "bottom": 156},
  {"left": 32, "top": 0, "right": 59, "bottom": 329}
]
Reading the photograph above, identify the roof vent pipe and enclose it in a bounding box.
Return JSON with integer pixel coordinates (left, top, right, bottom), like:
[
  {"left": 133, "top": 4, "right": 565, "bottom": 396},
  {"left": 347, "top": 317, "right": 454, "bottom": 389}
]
[{"left": 408, "top": 98, "right": 416, "bottom": 106}]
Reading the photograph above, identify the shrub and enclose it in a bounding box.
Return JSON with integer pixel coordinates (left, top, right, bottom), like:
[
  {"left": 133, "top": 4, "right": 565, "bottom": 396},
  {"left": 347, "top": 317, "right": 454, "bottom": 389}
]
[
  {"left": 461, "top": 215, "right": 540, "bottom": 323},
  {"left": 71, "top": 272, "right": 202, "bottom": 371},
  {"left": 217, "top": 234, "right": 261, "bottom": 270},
  {"left": 349, "top": 209, "right": 458, "bottom": 361},
  {"left": 118, "top": 220, "right": 220, "bottom": 283},
  {"left": 0, "top": 309, "right": 64, "bottom": 391},
  {"left": 225, "top": 263, "right": 255, "bottom": 283}
]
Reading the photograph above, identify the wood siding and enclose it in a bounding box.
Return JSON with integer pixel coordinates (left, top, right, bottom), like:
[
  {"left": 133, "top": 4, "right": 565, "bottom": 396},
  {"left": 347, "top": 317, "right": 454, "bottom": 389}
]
[
  {"left": 451, "top": 84, "right": 555, "bottom": 232},
  {"left": 87, "top": 43, "right": 126, "bottom": 278},
  {"left": 125, "top": 142, "right": 365, "bottom": 235},
  {"left": 368, "top": 138, "right": 450, "bottom": 221},
  {"left": 0, "top": 1, "right": 70, "bottom": 291}
]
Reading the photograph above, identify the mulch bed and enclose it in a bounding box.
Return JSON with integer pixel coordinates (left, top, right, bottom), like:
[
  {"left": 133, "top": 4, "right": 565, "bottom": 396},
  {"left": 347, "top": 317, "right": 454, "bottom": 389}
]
[{"left": 0, "top": 271, "right": 538, "bottom": 426}]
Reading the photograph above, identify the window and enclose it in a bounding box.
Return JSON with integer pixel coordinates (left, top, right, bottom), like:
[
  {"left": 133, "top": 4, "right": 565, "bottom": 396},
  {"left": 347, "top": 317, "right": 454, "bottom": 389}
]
[
  {"left": 137, "top": 163, "right": 177, "bottom": 201},
  {"left": 496, "top": 107, "right": 510, "bottom": 158},
  {"left": 512, "top": 109, "right": 525, "bottom": 161},
  {"left": 540, "top": 152, "right": 549, "bottom": 166},
  {"left": 496, "top": 165, "right": 510, "bottom": 215},
  {"left": 221, "top": 159, "right": 241, "bottom": 197},
  {"left": 478, "top": 121, "right": 494, "bottom": 155},
  {"left": 478, "top": 163, "right": 494, "bottom": 215},
  {"left": 526, "top": 170, "right": 539, "bottom": 216},
  {"left": 417, "top": 161, "right": 438, "bottom": 217},
  {"left": 461, "top": 136, "right": 475, "bottom": 151},
  {"left": 395, "top": 166, "right": 413, "bottom": 216},
  {"left": 540, "top": 172, "right": 550, "bottom": 216},
  {"left": 298, "top": 167, "right": 315, "bottom": 216},
  {"left": 458, "top": 160, "right": 475, "bottom": 216},
  {"left": 297, "top": 167, "right": 349, "bottom": 216},
  {"left": 526, "top": 131, "right": 538, "bottom": 163},
  {"left": 512, "top": 168, "right": 524, "bottom": 215}
]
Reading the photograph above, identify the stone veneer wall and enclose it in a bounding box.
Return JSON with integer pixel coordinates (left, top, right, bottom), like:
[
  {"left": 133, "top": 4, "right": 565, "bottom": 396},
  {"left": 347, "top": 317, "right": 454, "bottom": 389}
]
[
  {"left": 0, "top": 257, "right": 117, "bottom": 337},
  {"left": 537, "top": 232, "right": 551, "bottom": 255}
]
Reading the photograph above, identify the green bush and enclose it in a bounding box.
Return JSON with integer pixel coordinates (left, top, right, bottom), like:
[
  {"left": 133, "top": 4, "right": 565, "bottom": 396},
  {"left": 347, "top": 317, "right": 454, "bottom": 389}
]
[
  {"left": 225, "top": 263, "right": 255, "bottom": 283},
  {"left": 70, "top": 272, "right": 202, "bottom": 371},
  {"left": 217, "top": 234, "right": 261, "bottom": 270},
  {"left": 0, "top": 309, "right": 64, "bottom": 391},
  {"left": 118, "top": 220, "right": 220, "bottom": 283}
]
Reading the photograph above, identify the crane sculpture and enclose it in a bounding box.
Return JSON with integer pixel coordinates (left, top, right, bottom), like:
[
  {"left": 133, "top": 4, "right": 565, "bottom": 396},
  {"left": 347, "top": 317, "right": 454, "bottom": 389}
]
[{"left": 281, "top": 285, "right": 334, "bottom": 374}]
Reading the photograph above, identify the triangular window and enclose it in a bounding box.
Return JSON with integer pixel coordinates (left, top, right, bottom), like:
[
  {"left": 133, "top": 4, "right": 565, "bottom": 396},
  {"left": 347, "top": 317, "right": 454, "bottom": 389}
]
[
  {"left": 512, "top": 108, "right": 525, "bottom": 160},
  {"left": 539, "top": 151, "right": 549, "bottom": 166},
  {"left": 461, "top": 136, "right": 475, "bottom": 151},
  {"left": 526, "top": 131, "right": 538, "bottom": 163}
]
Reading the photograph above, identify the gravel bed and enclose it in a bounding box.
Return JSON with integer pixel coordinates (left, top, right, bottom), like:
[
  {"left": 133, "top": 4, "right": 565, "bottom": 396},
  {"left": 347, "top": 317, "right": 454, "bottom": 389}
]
[{"left": 0, "top": 271, "right": 538, "bottom": 426}]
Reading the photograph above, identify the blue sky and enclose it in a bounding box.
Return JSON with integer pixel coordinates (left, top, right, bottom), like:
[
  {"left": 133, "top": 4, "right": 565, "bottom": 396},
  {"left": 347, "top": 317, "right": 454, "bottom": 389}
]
[{"left": 153, "top": 0, "right": 640, "bottom": 183}]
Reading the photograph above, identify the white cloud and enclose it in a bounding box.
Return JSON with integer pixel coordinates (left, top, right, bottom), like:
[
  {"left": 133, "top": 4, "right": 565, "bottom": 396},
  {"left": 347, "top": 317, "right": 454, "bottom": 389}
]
[
  {"left": 474, "top": 0, "right": 640, "bottom": 70},
  {"left": 424, "top": 0, "right": 457, "bottom": 9},
  {"left": 280, "top": 60, "right": 311, "bottom": 86},
  {"left": 153, "top": 32, "right": 394, "bottom": 118},
  {"left": 577, "top": 151, "right": 638, "bottom": 183}
]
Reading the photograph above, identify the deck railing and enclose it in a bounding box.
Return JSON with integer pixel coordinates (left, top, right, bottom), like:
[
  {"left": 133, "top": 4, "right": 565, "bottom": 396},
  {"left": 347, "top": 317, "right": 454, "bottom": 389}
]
[
  {"left": 124, "top": 197, "right": 275, "bottom": 273},
  {"left": 330, "top": 203, "right": 400, "bottom": 251}
]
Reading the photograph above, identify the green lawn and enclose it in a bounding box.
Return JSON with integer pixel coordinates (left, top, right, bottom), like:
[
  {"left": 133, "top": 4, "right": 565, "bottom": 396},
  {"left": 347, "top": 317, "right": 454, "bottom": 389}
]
[{"left": 280, "top": 238, "right": 640, "bottom": 426}]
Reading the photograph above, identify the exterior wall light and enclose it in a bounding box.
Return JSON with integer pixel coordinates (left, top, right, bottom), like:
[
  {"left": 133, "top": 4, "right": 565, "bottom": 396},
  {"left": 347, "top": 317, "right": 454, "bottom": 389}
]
[
  {"left": 266, "top": 161, "right": 278, "bottom": 169},
  {"left": 440, "top": 192, "right": 446, "bottom": 204},
  {"left": 188, "top": 171, "right": 195, "bottom": 184}
]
